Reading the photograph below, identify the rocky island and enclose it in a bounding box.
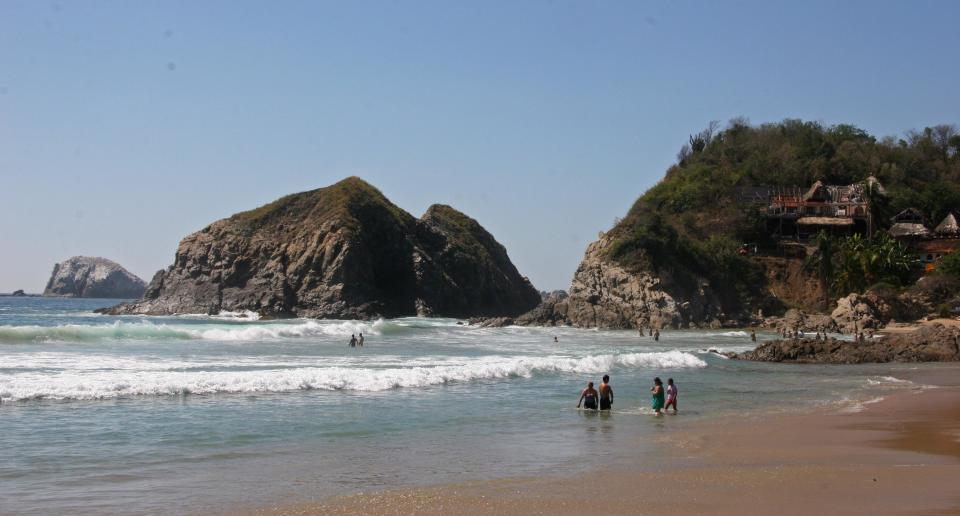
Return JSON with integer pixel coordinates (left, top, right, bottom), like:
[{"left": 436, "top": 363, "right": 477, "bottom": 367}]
[
  {"left": 43, "top": 256, "right": 146, "bottom": 299},
  {"left": 100, "top": 177, "right": 540, "bottom": 319}
]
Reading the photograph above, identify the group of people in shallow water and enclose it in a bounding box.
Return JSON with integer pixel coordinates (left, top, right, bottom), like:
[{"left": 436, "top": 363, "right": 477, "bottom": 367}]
[
  {"left": 348, "top": 333, "right": 364, "bottom": 347},
  {"left": 577, "top": 375, "right": 678, "bottom": 416}
]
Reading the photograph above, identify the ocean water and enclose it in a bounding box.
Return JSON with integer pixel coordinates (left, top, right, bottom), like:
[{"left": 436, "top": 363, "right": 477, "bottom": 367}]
[{"left": 0, "top": 297, "right": 925, "bottom": 514}]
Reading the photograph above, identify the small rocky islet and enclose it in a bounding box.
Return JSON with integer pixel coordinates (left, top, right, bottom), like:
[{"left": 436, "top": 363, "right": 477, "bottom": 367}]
[{"left": 43, "top": 256, "right": 146, "bottom": 299}]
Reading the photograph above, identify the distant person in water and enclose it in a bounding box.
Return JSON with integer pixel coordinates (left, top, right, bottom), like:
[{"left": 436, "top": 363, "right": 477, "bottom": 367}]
[
  {"left": 664, "top": 378, "right": 678, "bottom": 414},
  {"left": 358, "top": 333, "right": 364, "bottom": 347},
  {"left": 651, "top": 377, "right": 665, "bottom": 416},
  {"left": 750, "top": 329, "right": 757, "bottom": 342},
  {"left": 554, "top": 336, "right": 559, "bottom": 343},
  {"left": 654, "top": 329, "right": 660, "bottom": 341},
  {"left": 349, "top": 334, "right": 357, "bottom": 347},
  {"left": 599, "top": 374, "right": 613, "bottom": 410},
  {"left": 577, "top": 381, "right": 598, "bottom": 410}
]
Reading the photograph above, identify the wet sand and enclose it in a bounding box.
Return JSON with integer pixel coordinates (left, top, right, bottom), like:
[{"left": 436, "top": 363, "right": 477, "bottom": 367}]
[{"left": 250, "top": 366, "right": 960, "bottom": 515}]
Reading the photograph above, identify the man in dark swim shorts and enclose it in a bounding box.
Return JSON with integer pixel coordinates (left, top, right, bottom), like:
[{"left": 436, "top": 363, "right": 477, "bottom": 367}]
[{"left": 599, "top": 374, "right": 613, "bottom": 410}]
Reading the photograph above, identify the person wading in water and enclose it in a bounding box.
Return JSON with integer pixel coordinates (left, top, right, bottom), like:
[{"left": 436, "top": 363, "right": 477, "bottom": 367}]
[
  {"left": 577, "top": 381, "right": 599, "bottom": 410},
  {"left": 599, "top": 375, "right": 614, "bottom": 410}
]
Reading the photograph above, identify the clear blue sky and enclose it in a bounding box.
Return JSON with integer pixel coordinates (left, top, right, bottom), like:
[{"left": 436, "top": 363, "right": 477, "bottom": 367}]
[{"left": 2, "top": 1, "right": 959, "bottom": 293}]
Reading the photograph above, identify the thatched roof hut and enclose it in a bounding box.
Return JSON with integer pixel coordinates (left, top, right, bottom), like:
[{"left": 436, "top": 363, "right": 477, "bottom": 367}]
[
  {"left": 891, "top": 208, "right": 927, "bottom": 225},
  {"left": 935, "top": 213, "right": 959, "bottom": 237},
  {"left": 889, "top": 222, "right": 932, "bottom": 239}
]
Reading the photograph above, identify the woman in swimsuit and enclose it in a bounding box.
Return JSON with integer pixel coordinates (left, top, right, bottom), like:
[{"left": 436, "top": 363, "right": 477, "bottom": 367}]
[
  {"left": 651, "top": 377, "right": 665, "bottom": 416},
  {"left": 577, "top": 381, "right": 598, "bottom": 410}
]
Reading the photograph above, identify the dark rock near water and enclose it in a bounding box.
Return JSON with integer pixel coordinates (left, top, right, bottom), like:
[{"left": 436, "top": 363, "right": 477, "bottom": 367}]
[
  {"left": 11, "top": 289, "right": 26, "bottom": 297},
  {"left": 99, "top": 177, "right": 539, "bottom": 319},
  {"left": 43, "top": 257, "right": 146, "bottom": 299},
  {"left": 731, "top": 324, "right": 960, "bottom": 364}
]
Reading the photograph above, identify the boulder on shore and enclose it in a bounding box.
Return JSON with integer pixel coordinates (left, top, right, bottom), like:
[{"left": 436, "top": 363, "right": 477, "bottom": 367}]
[
  {"left": 99, "top": 177, "right": 540, "bottom": 319},
  {"left": 731, "top": 324, "right": 960, "bottom": 364},
  {"left": 11, "top": 289, "right": 26, "bottom": 297},
  {"left": 43, "top": 257, "right": 146, "bottom": 299}
]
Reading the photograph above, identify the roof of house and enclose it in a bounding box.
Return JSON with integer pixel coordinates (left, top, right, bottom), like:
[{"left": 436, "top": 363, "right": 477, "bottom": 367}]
[
  {"left": 889, "top": 222, "right": 933, "bottom": 239},
  {"left": 797, "top": 216, "right": 855, "bottom": 226},
  {"left": 934, "top": 213, "right": 959, "bottom": 236},
  {"left": 801, "top": 180, "right": 874, "bottom": 204},
  {"left": 891, "top": 208, "right": 928, "bottom": 224}
]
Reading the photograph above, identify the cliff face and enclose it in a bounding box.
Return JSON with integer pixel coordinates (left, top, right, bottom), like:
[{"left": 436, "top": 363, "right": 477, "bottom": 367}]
[
  {"left": 101, "top": 177, "right": 539, "bottom": 318},
  {"left": 517, "top": 235, "right": 741, "bottom": 329},
  {"left": 44, "top": 257, "right": 146, "bottom": 298}
]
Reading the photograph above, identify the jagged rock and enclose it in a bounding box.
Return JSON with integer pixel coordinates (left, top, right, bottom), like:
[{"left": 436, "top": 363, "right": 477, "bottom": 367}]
[
  {"left": 99, "top": 178, "right": 539, "bottom": 319},
  {"left": 514, "top": 290, "right": 571, "bottom": 326},
  {"left": 514, "top": 235, "right": 756, "bottom": 329},
  {"left": 831, "top": 293, "right": 882, "bottom": 333},
  {"left": 731, "top": 324, "right": 960, "bottom": 363},
  {"left": 768, "top": 309, "right": 837, "bottom": 333},
  {"left": 43, "top": 257, "right": 146, "bottom": 299},
  {"left": 468, "top": 316, "right": 515, "bottom": 328},
  {"left": 11, "top": 289, "right": 26, "bottom": 297}
]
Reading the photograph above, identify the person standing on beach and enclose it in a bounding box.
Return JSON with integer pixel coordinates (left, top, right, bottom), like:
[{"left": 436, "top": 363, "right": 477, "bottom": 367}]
[
  {"left": 651, "top": 377, "right": 665, "bottom": 416},
  {"left": 358, "top": 333, "right": 364, "bottom": 347},
  {"left": 577, "top": 381, "right": 599, "bottom": 410},
  {"left": 664, "top": 378, "right": 678, "bottom": 414},
  {"left": 599, "top": 375, "right": 614, "bottom": 410},
  {"left": 349, "top": 334, "right": 357, "bottom": 347}
]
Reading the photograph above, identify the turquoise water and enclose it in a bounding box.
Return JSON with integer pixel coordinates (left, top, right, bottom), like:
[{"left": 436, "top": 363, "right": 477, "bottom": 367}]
[{"left": 0, "top": 297, "right": 922, "bottom": 514}]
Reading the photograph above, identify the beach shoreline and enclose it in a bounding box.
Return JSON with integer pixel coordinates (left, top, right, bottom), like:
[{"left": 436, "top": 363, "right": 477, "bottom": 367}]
[{"left": 248, "top": 365, "right": 960, "bottom": 515}]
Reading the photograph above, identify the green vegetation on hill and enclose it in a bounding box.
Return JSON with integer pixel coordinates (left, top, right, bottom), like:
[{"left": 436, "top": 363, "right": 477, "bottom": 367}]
[
  {"left": 608, "top": 119, "right": 960, "bottom": 315},
  {"left": 227, "top": 176, "right": 414, "bottom": 234}
]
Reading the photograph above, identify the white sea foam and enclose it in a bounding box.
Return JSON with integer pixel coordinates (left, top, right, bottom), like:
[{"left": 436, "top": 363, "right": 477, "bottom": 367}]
[
  {"left": 866, "top": 376, "right": 913, "bottom": 386},
  {"left": 838, "top": 396, "right": 886, "bottom": 413},
  {"left": 178, "top": 310, "right": 262, "bottom": 321},
  {"left": 0, "top": 319, "right": 392, "bottom": 343},
  {"left": 0, "top": 351, "right": 707, "bottom": 401},
  {"left": 710, "top": 331, "right": 750, "bottom": 338}
]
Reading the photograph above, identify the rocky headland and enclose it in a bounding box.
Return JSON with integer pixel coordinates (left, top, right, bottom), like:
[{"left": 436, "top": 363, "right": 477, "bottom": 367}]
[
  {"left": 99, "top": 177, "right": 540, "bottom": 319},
  {"left": 730, "top": 324, "right": 960, "bottom": 364},
  {"left": 43, "top": 257, "right": 146, "bottom": 299},
  {"left": 483, "top": 120, "right": 960, "bottom": 333}
]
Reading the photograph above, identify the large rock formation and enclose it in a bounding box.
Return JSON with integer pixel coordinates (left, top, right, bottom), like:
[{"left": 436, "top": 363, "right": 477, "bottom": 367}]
[
  {"left": 513, "top": 233, "right": 758, "bottom": 329},
  {"left": 43, "top": 257, "right": 146, "bottom": 298},
  {"left": 99, "top": 177, "right": 539, "bottom": 319},
  {"left": 731, "top": 324, "right": 960, "bottom": 364}
]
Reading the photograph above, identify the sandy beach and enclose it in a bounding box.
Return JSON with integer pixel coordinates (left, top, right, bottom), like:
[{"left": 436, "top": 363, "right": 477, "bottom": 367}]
[
  {"left": 250, "top": 366, "right": 960, "bottom": 515},
  {"left": 880, "top": 318, "right": 960, "bottom": 334}
]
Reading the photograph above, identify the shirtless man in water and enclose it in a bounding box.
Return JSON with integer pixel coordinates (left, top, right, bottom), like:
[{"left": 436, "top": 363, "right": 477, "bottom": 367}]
[{"left": 599, "top": 374, "right": 613, "bottom": 410}]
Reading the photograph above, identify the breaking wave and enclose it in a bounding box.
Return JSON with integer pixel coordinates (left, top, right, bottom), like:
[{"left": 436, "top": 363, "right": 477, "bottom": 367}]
[
  {"left": 0, "top": 351, "right": 706, "bottom": 401},
  {"left": 0, "top": 319, "right": 404, "bottom": 343}
]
